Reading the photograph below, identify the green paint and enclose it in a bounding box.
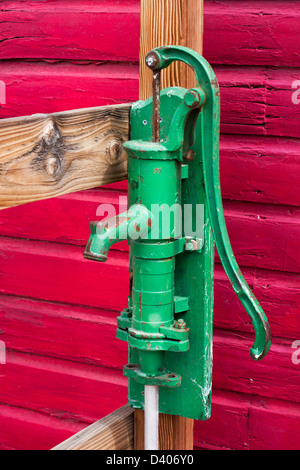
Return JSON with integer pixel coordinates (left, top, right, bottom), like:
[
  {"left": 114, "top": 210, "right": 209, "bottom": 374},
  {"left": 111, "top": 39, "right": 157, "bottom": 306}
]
[{"left": 84, "top": 46, "right": 271, "bottom": 420}]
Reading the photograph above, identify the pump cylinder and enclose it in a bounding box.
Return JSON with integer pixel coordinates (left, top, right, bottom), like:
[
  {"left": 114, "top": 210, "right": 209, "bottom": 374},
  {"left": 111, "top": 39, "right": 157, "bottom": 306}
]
[
  {"left": 128, "top": 157, "right": 182, "bottom": 240},
  {"left": 132, "top": 257, "right": 175, "bottom": 333}
]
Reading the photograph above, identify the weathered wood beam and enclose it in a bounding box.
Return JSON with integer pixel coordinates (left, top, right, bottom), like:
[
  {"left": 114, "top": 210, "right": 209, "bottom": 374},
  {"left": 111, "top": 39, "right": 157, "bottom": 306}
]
[
  {"left": 52, "top": 405, "right": 134, "bottom": 451},
  {"left": 0, "top": 103, "right": 130, "bottom": 210}
]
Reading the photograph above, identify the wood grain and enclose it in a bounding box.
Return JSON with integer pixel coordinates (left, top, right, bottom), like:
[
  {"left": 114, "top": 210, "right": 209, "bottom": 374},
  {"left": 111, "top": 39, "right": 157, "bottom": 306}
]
[
  {"left": 194, "top": 390, "right": 300, "bottom": 451},
  {"left": 134, "top": 410, "right": 194, "bottom": 450},
  {"left": 2, "top": 333, "right": 300, "bottom": 420},
  {"left": 0, "top": 261, "right": 298, "bottom": 357},
  {"left": 52, "top": 405, "right": 134, "bottom": 450},
  {"left": 0, "top": 62, "right": 138, "bottom": 120},
  {"left": 0, "top": 237, "right": 297, "bottom": 358},
  {"left": 204, "top": 1, "right": 300, "bottom": 67},
  {"left": 139, "top": 0, "right": 203, "bottom": 99},
  {"left": 0, "top": 402, "right": 85, "bottom": 451},
  {"left": 1, "top": 1, "right": 300, "bottom": 67},
  {"left": 0, "top": 0, "right": 140, "bottom": 62},
  {"left": 1, "top": 387, "right": 300, "bottom": 450},
  {"left": 2, "top": 350, "right": 127, "bottom": 425},
  {"left": 0, "top": 104, "right": 130, "bottom": 209},
  {"left": 2, "top": 63, "right": 300, "bottom": 140},
  {"left": 0, "top": 294, "right": 128, "bottom": 371},
  {"left": 0, "top": 253, "right": 299, "bottom": 362}
]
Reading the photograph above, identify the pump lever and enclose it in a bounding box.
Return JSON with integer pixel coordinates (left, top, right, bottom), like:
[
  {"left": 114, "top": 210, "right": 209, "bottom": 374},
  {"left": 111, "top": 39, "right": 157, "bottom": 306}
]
[{"left": 146, "top": 46, "right": 271, "bottom": 360}]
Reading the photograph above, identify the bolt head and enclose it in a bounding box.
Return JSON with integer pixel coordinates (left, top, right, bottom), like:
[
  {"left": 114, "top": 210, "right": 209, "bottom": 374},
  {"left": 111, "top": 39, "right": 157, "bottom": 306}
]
[
  {"left": 184, "top": 90, "right": 201, "bottom": 108},
  {"left": 175, "top": 319, "right": 187, "bottom": 330},
  {"left": 185, "top": 237, "right": 203, "bottom": 252},
  {"left": 145, "top": 52, "right": 160, "bottom": 70},
  {"left": 186, "top": 150, "right": 195, "bottom": 161}
]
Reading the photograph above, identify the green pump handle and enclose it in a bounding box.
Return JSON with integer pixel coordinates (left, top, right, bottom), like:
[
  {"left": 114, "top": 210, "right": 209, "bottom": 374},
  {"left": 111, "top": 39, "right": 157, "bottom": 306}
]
[{"left": 146, "top": 46, "right": 271, "bottom": 361}]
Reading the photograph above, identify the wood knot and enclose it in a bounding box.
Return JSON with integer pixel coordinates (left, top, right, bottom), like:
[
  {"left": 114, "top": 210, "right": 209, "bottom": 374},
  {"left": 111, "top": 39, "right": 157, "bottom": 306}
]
[
  {"left": 43, "top": 120, "right": 61, "bottom": 146},
  {"left": 106, "top": 140, "right": 123, "bottom": 165},
  {"left": 44, "top": 154, "right": 61, "bottom": 177},
  {"left": 33, "top": 118, "right": 64, "bottom": 179}
]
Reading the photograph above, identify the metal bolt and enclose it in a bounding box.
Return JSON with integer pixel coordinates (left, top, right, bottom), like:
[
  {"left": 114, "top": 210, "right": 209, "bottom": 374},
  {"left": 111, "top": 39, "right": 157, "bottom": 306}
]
[
  {"left": 185, "top": 237, "right": 203, "bottom": 252},
  {"left": 186, "top": 150, "right": 195, "bottom": 161},
  {"left": 175, "top": 319, "right": 186, "bottom": 330},
  {"left": 145, "top": 51, "right": 160, "bottom": 70},
  {"left": 146, "top": 57, "right": 154, "bottom": 66},
  {"left": 184, "top": 89, "right": 201, "bottom": 108}
]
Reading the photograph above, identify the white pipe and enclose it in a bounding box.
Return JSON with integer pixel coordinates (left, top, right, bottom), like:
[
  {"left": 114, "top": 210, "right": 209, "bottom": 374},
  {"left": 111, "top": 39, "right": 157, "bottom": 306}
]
[{"left": 144, "top": 385, "right": 159, "bottom": 450}]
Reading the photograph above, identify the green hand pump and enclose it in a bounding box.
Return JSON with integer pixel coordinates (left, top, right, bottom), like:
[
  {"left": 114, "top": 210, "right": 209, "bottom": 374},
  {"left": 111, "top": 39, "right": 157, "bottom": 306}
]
[{"left": 84, "top": 46, "right": 272, "bottom": 449}]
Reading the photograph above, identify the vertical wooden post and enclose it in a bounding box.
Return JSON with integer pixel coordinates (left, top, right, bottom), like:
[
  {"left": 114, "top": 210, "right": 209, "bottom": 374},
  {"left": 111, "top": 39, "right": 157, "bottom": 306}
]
[
  {"left": 134, "top": 410, "right": 194, "bottom": 451},
  {"left": 139, "top": 0, "right": 204, "bottom": 100},
  {"left": 135, "top": 0, "right": 204, "bottom": 451}
]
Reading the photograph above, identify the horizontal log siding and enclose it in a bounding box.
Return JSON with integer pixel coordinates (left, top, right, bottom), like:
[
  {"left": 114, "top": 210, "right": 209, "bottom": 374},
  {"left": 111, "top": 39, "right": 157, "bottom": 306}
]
[{"left": 0, "top": 0, "right": 299, "bottom": 450}]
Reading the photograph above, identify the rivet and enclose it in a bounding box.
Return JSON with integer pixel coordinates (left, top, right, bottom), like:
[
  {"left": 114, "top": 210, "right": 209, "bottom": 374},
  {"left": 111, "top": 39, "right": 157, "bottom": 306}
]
[{"left": 186, "top": 150, "right": 195, "bottom": 161}]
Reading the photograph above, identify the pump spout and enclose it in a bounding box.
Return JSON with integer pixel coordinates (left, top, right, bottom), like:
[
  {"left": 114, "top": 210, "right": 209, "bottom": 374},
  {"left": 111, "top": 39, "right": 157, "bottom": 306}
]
[{"left": 84, "top": 205, "right": 152, "bottom": 262}]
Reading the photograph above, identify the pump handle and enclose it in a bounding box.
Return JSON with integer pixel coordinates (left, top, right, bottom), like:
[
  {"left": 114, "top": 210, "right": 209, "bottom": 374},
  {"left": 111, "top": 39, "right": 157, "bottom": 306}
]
[{"left": 146, "top": 46, "right": 271, "bottom": 360}]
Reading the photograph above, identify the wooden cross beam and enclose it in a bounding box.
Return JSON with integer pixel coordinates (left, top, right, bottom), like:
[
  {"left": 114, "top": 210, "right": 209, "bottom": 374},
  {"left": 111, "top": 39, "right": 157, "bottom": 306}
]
[
  {"left": 0, "top": 104, "right": 130, "bottom": 210},
  {"left": 53, "top": 405, "right": 134, "bottom": 451}
]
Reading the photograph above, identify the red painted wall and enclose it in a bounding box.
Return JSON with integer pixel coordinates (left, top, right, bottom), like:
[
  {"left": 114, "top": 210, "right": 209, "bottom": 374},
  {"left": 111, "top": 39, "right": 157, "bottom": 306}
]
[{"left": 0, "top": 0, "right": 299, "bottom": 450}]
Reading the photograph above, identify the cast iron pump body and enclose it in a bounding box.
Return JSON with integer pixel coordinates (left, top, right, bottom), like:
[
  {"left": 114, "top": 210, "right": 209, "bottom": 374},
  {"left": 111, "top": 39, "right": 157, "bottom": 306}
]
[{"left": 84, "top": 46, "right": 271, "bottom": 420}]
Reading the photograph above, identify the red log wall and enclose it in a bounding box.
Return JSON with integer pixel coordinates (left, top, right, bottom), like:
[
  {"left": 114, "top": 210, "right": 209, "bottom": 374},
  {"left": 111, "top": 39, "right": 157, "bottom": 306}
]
[{"left": 0, "top": 0, "right": 299, "bottom": 450}]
